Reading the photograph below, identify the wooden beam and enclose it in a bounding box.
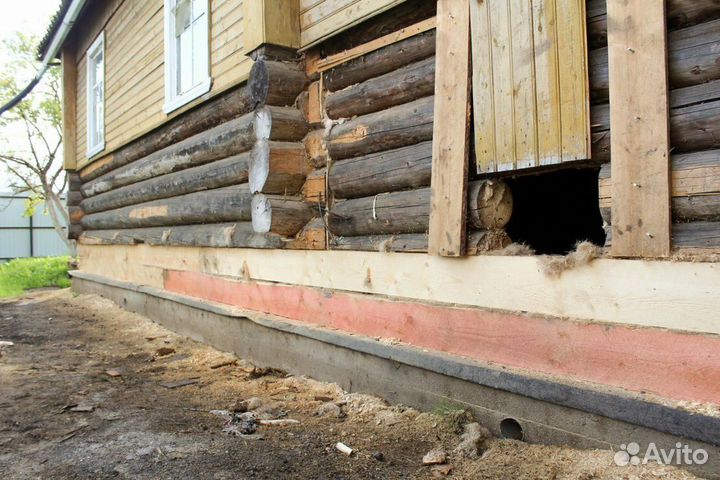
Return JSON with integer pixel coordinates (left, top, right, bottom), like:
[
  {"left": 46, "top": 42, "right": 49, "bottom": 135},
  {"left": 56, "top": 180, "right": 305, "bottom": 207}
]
[
  {"left": 243, "top": 0, "right": 300, "bottom": 53},
  {"left": 77, "top": 245, "right": 720, "bottom": 336},
  {"left": 608, "top": 0, "right": 671, "bottom": 257},
  {"left": 61, "top": 46, "right": 77, "bottom": 171},
  {"left": 428, "top": 0, "right": 471, "bottom": 257}
]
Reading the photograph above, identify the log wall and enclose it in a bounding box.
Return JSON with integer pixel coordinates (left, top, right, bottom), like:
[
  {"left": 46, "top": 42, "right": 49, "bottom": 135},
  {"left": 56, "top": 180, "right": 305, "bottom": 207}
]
[
  {"left": 312, "top": 21, "right": 511, "bottom": 254},
  {"left": 74, "top": 55, "right": 318, "bottom": 249},
  {"left": 591, "top": 0, "right": 720, "bottom": 251}
]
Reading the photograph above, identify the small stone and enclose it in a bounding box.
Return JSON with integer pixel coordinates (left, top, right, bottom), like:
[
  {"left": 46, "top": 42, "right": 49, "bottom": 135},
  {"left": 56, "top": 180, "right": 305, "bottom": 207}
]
[
  {"left": 422, "top": 448, "right": 447, "bottom": 465},
  {"left": 316, "top": 402, "right": 342, "bottom": 418},
  {"left": 105, "top": 369, "right": 122, "bottom": 377},
  {"left": 232, "top": 396, "right": 263, "bottom": 413},
  {"left": 372, "top": 452, "right": 385, "bottom": 462},
  {"left": 155, "top": 347, "right": 175, "bottom": 357}
]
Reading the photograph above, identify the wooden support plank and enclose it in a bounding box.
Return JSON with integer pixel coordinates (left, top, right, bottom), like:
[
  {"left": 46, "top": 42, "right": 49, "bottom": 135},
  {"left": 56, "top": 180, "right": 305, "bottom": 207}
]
[
  {"left": 61, "top": 46, "right": 78, "bottom": 171},
  {"left": 428, "top": 0, "right": 470, "bottom": 257},
  {"left": 608, "top": 0, "right": 671, "bottom": 257}
]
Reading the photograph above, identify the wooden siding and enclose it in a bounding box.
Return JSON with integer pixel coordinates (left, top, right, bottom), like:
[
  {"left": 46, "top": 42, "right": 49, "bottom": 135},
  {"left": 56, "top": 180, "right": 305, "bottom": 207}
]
[
  {"left": 470, "top": 0, "right": 591, "bottom": 173},
  {"left": 299, "top": 0, "right": 406, "bottom": 47},
  {"left": 74, "top": 0, "right": 252, "bottom": 168}
]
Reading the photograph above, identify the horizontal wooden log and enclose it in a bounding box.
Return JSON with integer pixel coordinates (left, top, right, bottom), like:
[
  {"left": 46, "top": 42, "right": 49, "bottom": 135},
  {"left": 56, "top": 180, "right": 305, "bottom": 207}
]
[
  {"left": 79, "top": 84, "right": 254, "bottom": 182},
  {"left": 249, "top": 141, "right": 309, "bottom": 195},
  {"left": 328, "top": 180, "right": 510, "bottom": 236},
  {"left": 78, "top": 223, "right": 286, "bottom": 249},
  {"left": 331, "top": 233, "right": 429, "bottom": 252},
  {"left": 325, "top": 57, "right": 435, "bottom": 119},
  {"left": 67, "top": 173, "right": 82, "bottom": 190},
  {"left": 82, "top": 107, "right": 307, "bottom": 198},
  {"left": 82, "top": 185, "right": 253, "bottom": 230},
  {"left": 327, "top": 96, "right": 434, "bottom": 161},
  {"left": 586, "top": 0, "right": 720, "bottom": 49},
  {"left": 590, "top": 19, "right": 720, "bottom": 104},
  {"left": 330, "top": 141, "right": 432, "bottom": 199},
  {"left": 324, "top": 29, "right": 437, "bottom": 92},
  {"left": 599, "top": 149, "right": 720, "bottom": 222},
  {"left": 81, "top": 153, "right": 250, "bottom": 214},
  {"left": 330, "top": 229, "right": 510, "bottom": 254},
  {"left": 590, "top": 98, "right": 720, "bottom": 161},
  {"left": 605, "top": 221, "right": 720, "bottom": 249},
  {"left": 249, "top": 59, "right": 309, "bottom": 107},
  {"left": 251, "top": 194, "right": 316, "bottom": 236}
]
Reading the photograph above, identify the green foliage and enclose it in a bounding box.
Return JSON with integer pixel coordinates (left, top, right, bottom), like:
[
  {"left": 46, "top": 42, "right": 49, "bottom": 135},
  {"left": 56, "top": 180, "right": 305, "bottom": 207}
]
[{"left": 0, "top": 256, "right": 71, "bottom": 298}]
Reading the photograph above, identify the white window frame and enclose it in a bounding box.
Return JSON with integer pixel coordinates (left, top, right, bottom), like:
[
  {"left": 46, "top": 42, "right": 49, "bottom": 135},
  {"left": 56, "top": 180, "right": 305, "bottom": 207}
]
[
  {"left": 86, "top": 32, "right": 105, "bottom": 158},
  {"left": 163, "top": 0, "right": 212, "bottom": 114}
]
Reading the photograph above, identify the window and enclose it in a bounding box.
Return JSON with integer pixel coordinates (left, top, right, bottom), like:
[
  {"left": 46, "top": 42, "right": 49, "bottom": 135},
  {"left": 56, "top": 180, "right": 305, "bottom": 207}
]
[
  {"left": 86, "top": 32, "right": 105, "bottom": 157},
  {"left": 164, "top": 0, "right": 211, "bottom": 113}
]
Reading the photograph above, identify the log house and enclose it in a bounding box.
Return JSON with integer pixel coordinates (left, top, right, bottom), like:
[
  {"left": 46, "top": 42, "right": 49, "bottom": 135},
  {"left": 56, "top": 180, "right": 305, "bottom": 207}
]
[{"left": 39, "top": 1, "right": 720, "bottom": 473}]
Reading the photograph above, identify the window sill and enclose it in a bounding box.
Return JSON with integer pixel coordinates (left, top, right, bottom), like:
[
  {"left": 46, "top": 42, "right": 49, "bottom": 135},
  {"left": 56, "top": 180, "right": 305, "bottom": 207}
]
[
  {"left": 163, "top": 77, "right": 212, "bottom": 114},
  {"left": 87, "top": 142, "right": 105, "bottom": 158}
]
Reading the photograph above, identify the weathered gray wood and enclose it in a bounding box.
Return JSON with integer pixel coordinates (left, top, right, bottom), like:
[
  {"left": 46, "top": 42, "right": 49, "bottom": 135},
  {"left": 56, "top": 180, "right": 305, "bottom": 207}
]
[
  {"left": 324, "top": 29, "right": 437, "bottom": 92},
  {"left": 329, "top": 188, "right": 430, "bottom": 236},
  {"left": 670, "top": 79, "right": 720, "bottom": 108},
  {"left": 599, "top": 149, "right": 720, "bottom": 223},
  {"left": 329, "top": 141, "right": 432, "bottom": 199},
  {"left": 327, "top": 96, "right": 434, "bottom": 161},
  {"left": 331, "top": 233, "right": 429, "bottom": 252},
  {"left": 586, "top": 0, "right": 720, "bottom": 49},
  {"left": 325, "top": 57, "right": 435, "bottom": 119},
  {"left": 82, "top": 185, "right": 253, "bottom": 230},
  {"left": 589, "top": 19, "right": 720, "bottom": 103},
  {"left": 66, "top": 190, "right": 83, "bottom": 207},
  {"left": 249, "top": 141, "right": 308, "bottom": 195},
  {"left": 671, "top": 100, "right": 720, "bottom": 153},
  {"left": 249, "top": 59, "right": 309, "bottom": 107},
  {"left": 78, "top": 222, "right": 286, "bottom": 249},
  {"left": 673, "top": 221, "right": 720, "bottom": 248},
  {"left": 329, "top": 229, "right": 510, "bottom": 254},
  {"left": 82, "top": 107, "right": 307, "bottom": 198},
  {"left": 328, "top": 180, "right": 506, "bottom": 237},
  {"left": 81, "top": 153, "right": 250, "bottom": 214},
  {"left": 79, "top": 84, "right": 255, "bottom": 182},
  {"left": 590, "top": 98, "right": 720, "bottom": 162},
  {"left": 250, "top": 194, "right": 316, "bottom": 236}
]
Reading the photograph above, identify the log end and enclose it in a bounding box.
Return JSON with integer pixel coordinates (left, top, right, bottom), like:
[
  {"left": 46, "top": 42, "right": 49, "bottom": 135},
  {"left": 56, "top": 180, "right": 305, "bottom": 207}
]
[
  {"left": 251, "top": 194, "right": 272, "bottom": 233},
  {"left": 249, "top": 59, "right": 270, "bottom": 107},
  {"left": 468, "top": 180, "right": 514, "bottom": 230}
]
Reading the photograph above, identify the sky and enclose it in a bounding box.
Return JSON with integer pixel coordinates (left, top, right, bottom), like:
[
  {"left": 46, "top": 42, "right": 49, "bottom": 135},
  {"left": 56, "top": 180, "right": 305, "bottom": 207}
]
[{"left": 0, "top": 0, "right": 61, "bottom": 191}]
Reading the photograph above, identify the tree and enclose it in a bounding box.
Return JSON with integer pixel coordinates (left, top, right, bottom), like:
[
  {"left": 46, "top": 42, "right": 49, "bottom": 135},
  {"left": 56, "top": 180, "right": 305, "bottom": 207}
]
[{"left": 0, "top": 32, "right": 74, "bottom": 254}]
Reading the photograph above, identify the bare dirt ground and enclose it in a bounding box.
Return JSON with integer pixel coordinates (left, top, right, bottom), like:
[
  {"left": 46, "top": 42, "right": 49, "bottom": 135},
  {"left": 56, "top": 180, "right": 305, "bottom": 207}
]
[{"left": 0, "top": 289, "right": 704, "bottom": 479}]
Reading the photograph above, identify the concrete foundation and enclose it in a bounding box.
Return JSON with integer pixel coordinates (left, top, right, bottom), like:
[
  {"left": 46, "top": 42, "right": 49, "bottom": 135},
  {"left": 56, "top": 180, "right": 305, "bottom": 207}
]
[{"left": 72, "top": 271, "right": 720, "bottom": 478}]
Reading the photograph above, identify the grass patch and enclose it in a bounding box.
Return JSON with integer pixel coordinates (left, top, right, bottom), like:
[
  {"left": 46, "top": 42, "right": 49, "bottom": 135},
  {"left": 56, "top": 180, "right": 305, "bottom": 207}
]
[{"left": 0, "top": 257, "right": 71, "bottom": 298}]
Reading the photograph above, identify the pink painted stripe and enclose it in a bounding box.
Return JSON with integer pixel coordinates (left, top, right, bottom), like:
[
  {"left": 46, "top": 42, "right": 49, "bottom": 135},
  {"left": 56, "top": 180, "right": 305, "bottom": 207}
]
[{"left": 164, "top": 269, "right": 720, "bottom": 404}]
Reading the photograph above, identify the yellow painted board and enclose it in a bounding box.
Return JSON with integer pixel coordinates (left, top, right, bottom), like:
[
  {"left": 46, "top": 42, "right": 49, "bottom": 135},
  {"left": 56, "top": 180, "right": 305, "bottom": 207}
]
[{"left": 469, "top": 0, "right": 496, "bottom": 173}]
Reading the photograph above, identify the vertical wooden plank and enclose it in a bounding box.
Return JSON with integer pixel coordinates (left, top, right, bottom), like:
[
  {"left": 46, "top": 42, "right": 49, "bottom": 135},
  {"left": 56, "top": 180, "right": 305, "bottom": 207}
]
[
  {"left": 428, "top": 0, "right": 471, "bottom": 257},
  {"left": 470, "top": 0, "right": 496, "bottom": 174},
  {"left": 608, "top": 0, "right": 671, "bottom": 257},
  {"left": 489, "top": 0, "right": 515, "bottom": 171},
  {"left": 532, "top": 0, "right": 562, "bottom": 166},
  {"left": 62, "top": 46, "right": 78, "bottom": 171},
  {"left": 510, "top": 0, "right": 538, "bottom": 170},
  {"left": 556, "top": 0, "right": 590, "bottom": 162}
]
